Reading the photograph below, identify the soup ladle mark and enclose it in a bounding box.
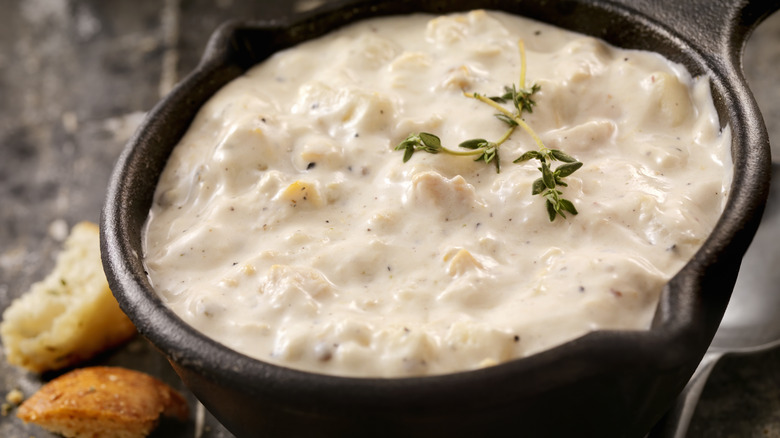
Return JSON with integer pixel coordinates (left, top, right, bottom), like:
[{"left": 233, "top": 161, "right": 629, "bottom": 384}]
[{"left": 650, "top": 162, "right": 780, "bottom": 437}]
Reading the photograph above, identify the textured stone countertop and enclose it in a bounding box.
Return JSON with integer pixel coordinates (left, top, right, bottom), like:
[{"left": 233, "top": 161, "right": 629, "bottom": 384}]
[{"left": 0, "top": 2, "right": 778, "bottom": 437}]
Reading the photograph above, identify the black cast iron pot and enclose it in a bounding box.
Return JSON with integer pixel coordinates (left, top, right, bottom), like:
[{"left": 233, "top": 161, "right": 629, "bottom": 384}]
[{"left": 101, "top": 0, "right": 777, "bottom": 436}]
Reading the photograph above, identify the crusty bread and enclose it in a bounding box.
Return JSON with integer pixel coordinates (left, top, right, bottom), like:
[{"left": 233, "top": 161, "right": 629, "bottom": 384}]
[
  {"left": 17, "top": 366, "right": 189, "bottom": 438},
  {"left": 0, "top": 221, "right": 137, "bottom": 372}
]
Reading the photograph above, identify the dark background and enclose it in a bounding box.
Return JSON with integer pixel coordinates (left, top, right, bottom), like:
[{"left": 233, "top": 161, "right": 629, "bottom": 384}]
[{"left": 1, "top": 1, "right": 778, "bottom": 437}]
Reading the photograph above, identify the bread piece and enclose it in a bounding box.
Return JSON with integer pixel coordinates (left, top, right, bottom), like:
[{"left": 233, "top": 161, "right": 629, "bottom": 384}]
[
  {"left": 0, "top": 222, "right": 137, "bottom": 372},
  {"left": 17, "top": 366, "right": 189, "bottom": 438}
]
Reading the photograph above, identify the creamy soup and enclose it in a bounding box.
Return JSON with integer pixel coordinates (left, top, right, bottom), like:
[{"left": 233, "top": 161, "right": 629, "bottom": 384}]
[{"left": 143, "top": 10, "right": 731, "bottom": 377}]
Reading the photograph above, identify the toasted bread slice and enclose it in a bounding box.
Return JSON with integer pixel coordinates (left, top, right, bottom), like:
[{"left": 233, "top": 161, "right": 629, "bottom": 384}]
[
  {"left": 17, "top": 366, "right": 189, "bottom": 438},
  {"left": 0, "top": 222, "right": 137, "bottom": 372}
]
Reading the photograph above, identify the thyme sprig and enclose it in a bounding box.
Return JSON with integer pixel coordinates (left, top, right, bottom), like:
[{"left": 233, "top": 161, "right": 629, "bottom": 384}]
[
  {"left": 395, "top": 130, "right": 512, "bottom": 173},
  {"left": 514, "top": 149, "right": 582, "bottom": 221},
  {"left": 464, "top": 89, "right": 583, "bottom": 221},
  {"left": 488, "top": 83, "right": 541, "bottom": 115},
  {"left": 394, "top": 40, "right": 582, "bottom": 221}
]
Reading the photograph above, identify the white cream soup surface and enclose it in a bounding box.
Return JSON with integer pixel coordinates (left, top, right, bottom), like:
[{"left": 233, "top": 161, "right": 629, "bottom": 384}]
[{"left": 143, "top": 10, "right": 731, "bottom": 377}]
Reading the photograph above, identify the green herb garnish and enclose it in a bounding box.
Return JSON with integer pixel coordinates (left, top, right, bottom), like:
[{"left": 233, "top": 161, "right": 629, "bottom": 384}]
[
  {"left": 394, "top": 40, "right": 582, "bottom": 221},
  {"left": 395, "top": 132, "right": 507, "bottom": 173},
  {"left": 514, "top": 149, "right": 582, "bottom": 221}
]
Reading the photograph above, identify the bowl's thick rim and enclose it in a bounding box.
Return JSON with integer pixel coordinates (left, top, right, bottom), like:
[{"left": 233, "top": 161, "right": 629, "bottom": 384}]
[{"left": 100, "top": 0, "right": 771, "bottom": 413}]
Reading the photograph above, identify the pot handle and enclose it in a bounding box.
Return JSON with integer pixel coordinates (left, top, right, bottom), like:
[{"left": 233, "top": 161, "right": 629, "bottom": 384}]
[{"left": 611, "top": 0, "right": 779, "bottom": 65}]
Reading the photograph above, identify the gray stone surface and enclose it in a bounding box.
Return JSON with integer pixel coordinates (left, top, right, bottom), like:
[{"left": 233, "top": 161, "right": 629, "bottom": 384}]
[{"left": 0, "top": 1, "right": 777, "bottom": 437}]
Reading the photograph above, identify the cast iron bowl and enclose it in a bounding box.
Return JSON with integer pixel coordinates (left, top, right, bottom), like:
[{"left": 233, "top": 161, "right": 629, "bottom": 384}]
[{"left": 102, "top": 0, "right": 776, "bottom": 436}]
